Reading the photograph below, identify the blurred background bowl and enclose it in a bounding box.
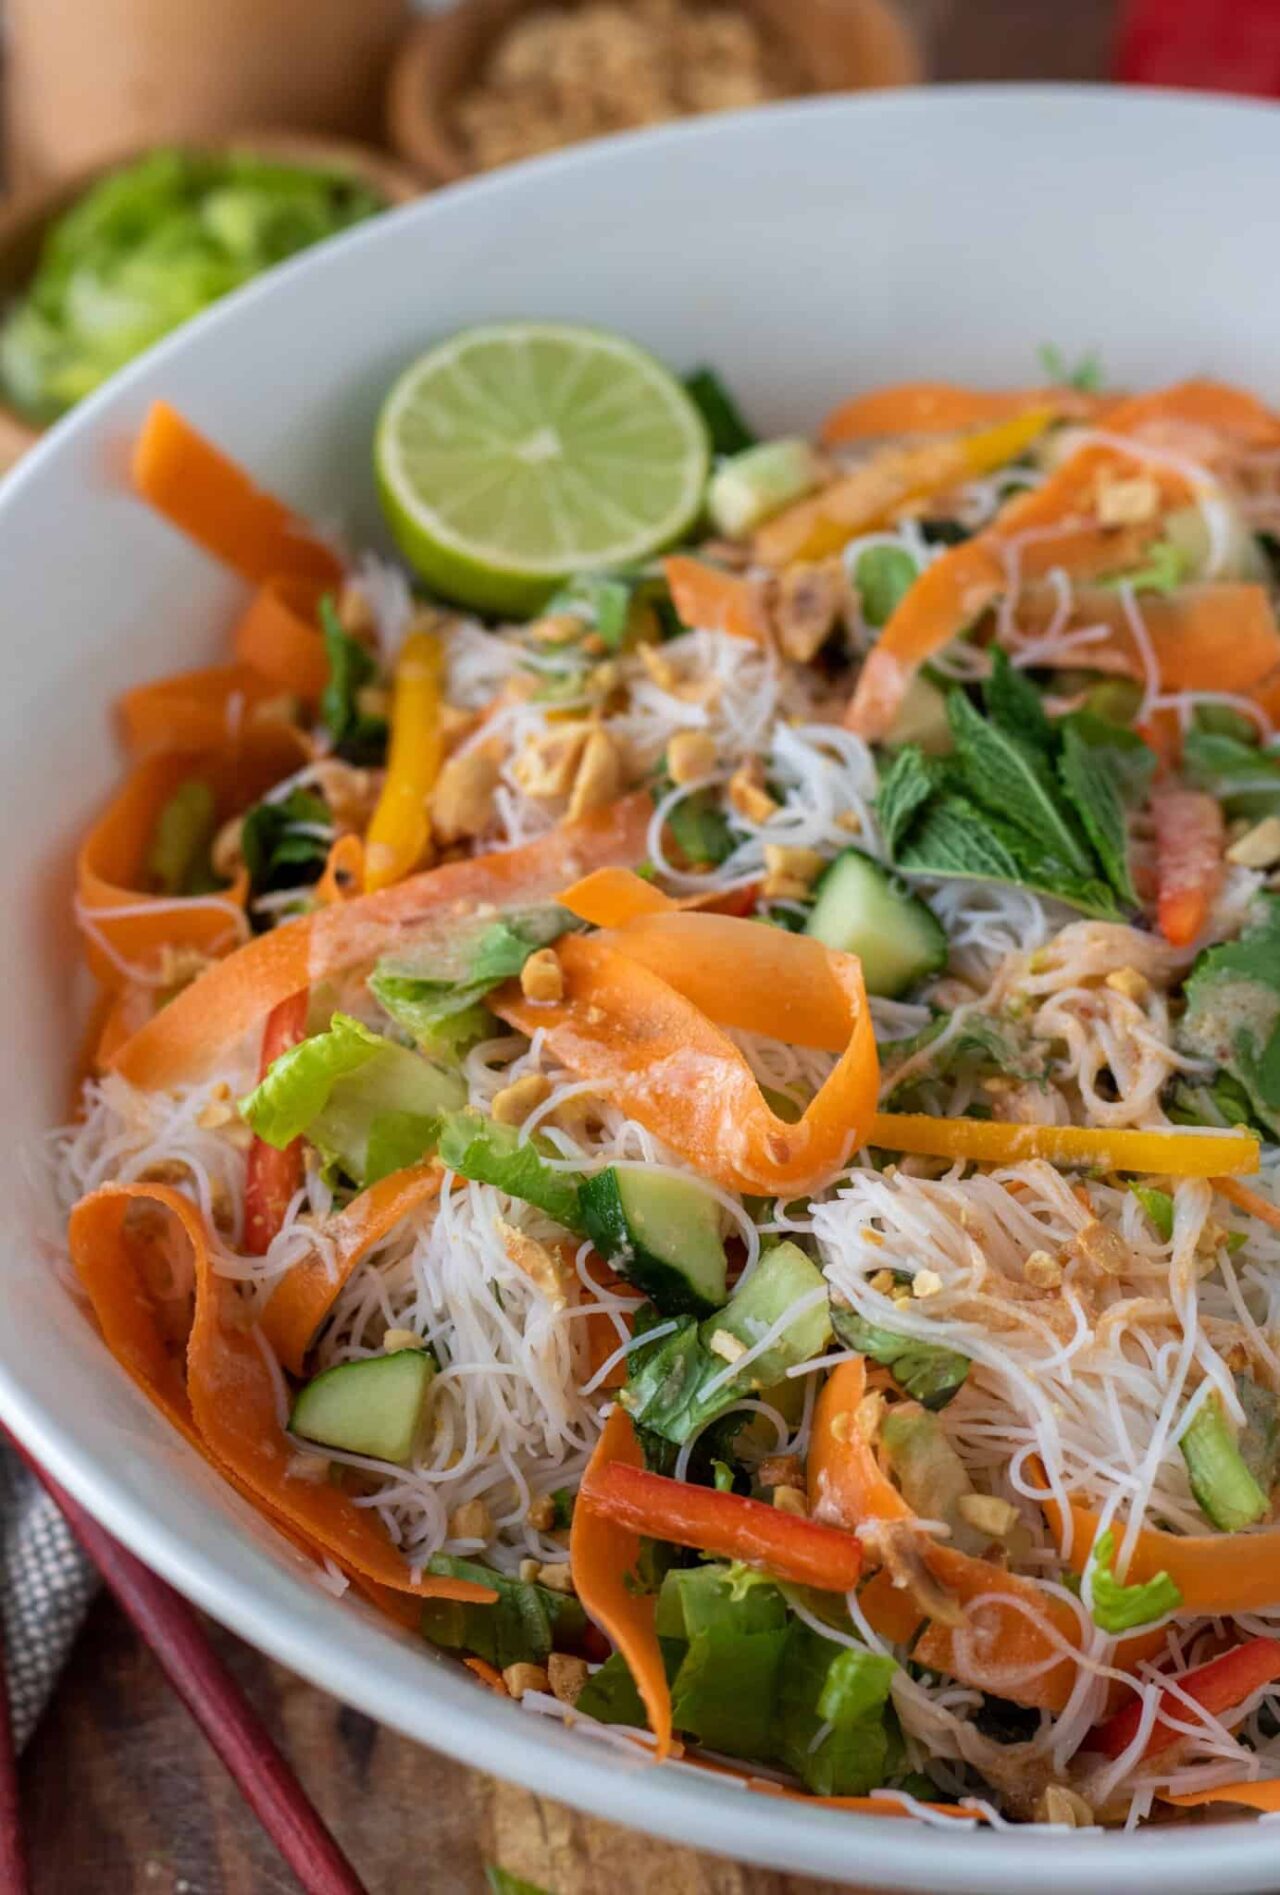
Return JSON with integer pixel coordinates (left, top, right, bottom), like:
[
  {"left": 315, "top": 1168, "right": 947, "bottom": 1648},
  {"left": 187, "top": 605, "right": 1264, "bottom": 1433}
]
[{"left": 387, "top": 0, "right": 922, "bottom": 184}]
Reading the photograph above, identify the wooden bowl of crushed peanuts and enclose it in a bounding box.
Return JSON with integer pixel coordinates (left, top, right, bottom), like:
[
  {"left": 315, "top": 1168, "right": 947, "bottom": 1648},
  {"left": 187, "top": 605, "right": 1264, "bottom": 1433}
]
[{"left": 388, "top": 0, "right": 922, "bottom": 183}]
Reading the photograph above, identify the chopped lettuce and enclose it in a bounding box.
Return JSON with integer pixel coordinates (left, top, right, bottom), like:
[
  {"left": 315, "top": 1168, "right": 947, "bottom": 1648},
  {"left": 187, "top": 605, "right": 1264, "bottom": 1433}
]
[
  {"left": 817, "top": 1647, "right": 898, "bottom": 1728},
  {"left": 1180, "top": 1391, "right": 1270, "bottom": 1532},
  {"left": 829, "top": 1305, "right": 969, "bottom": 1411},
  {"left": 371, "top": 906, "right": 574, "bottom": 1052},
  {"left": 436, "top": 1110, "right": 586, "bottom": 1234},
  {"left": 239, "top": 1013, "right": 463, "bottom": 1185},
  {"left": 420, "top": 1555, "right": 585, "bottom": 1667},
  {"left": 1129, "top": 1184, "right": 1174, "bottom": 1242},
  {"left": 654, "top": 1563, "right": 786, "bottom": 1641},
  {"left": 671, "top": 1625, "right": 788, "bottom": 1759},
  {"left": 1086, "top": 1529, "right": 1181, "bottom": 1634},
  {"left": 656, "top": 773, "right": 737, "bottom": 869},
  {"left": 774, "top": 1624, "right": 901, "bottom": 1796}
]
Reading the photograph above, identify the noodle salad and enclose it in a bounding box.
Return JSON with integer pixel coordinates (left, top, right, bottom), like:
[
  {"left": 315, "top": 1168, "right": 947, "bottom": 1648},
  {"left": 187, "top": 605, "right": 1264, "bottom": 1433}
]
[{"left": 53, "top": 329, "right": 1280, "bottom": 1832}]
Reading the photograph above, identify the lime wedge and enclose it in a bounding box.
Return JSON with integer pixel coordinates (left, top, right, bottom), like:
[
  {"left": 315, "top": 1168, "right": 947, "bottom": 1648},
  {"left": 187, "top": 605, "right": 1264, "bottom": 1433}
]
[{"left": 375, "top": 322, "right": 710, "bottom": 615}]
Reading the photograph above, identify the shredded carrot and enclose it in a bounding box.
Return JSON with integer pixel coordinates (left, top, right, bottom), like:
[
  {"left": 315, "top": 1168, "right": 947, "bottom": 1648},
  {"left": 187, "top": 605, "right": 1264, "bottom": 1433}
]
[
  {"left": 557, "top": 865, "right": 676, "bottom": 928},
  {"left": 866, "top": 1112, "right": 1258, "bottom": 1177},
  {"left": 463, "top": 1657, "right": 510, "bottom": 1695},
  {"left": 1163, "top": 1778, "right": 1280, "bottom": 1813},
  {"left": 67, "top": 1182, "right": 491, "bottom": 1602},
  {"left": 109, "top": 791, "right": 653, "bottom": 1089},
  {"left": 757, "top": 409, "right": 1054, "bottom": 567},
  {"left": 262, "top": 1163, "right": 442, "bottom": 1375},
  {"left": 231, "top": 574, "right": 331, "bottom": 703},
  {"left": 132, "top": 402, "right": 342, "bottom": 589},
  {"left": 494, "top": 923, "right": 877, "bottom": 1197},
  {"left": 117, "top": 663, "right": 300, "bottom": 759},
  {"left": 744, "top": 1777, "right": 981, "bottom": 1820},
  {"left": 819, "top": 381, "right": 1112, "bottom": 444},
  {"left": 663, "top": 555, "right": 770, "bottom": 643},
  {"left": 1216, "top": 1176, "right": 1280, "bottom": 1233},
  {"left": 571, "top": 1406, "right": 672, "bottom": 1757}
]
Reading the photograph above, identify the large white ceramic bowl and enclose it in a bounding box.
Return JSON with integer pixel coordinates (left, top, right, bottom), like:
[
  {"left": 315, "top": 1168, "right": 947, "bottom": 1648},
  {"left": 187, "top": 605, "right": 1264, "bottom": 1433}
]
[{"left": 3, "top": 86, "right": 1279, "bottom": 1892}]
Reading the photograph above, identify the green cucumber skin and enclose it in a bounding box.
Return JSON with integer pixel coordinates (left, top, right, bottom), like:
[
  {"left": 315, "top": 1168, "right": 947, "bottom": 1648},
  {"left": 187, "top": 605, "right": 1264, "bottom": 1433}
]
[
  {"left": 804, "top": 849, "right": 946, "bottom": 998},
  {"left": 290, "top": 1350, "right": 435, "bottom": 1465},
  {"left": 579, "top": 1166, "right": 727, "bottom": 1317}
]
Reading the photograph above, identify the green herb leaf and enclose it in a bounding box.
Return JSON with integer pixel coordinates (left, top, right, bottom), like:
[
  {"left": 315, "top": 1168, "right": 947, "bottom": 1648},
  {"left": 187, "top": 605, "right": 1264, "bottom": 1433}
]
[
  {"left": 985, "top": 648, "right": 1053, "bottom": 755},
  {"left": 1180, "top": 895, "right": 1280, "bottom": 1138},
  {"left": 829, "top": 1306, "right": 969, "bottom": 1410},
  {"left": 421, "top": 1555, "right": 585, "bottom": 1668},
  {"left": 947, "top": 689, "right": 1094, "bottom": 878},
  {"left": 1057, "top": 717, "right": 1144, "bottom": 905},
  {"left": 684, "top": 366, "right": 755, "bottom": 455},
  {"left": 658, "top": 776, "right": 736, "bottom": 868},
  {"left": 485, "top": 1869, "right": 552, "bottom": 1895},
  {"left": 319, "top": 595, "right": 387, "bottom": 764},
  {"left": 239, "top": 787, "right": 332, "bottom": 900},
  {"left": 1037, "top": 343, "right": 1105, "bottom": 393},
  {"left": 1183, "top": 729, "right": 1280, "bottom": 822},
  {"left": 1087, "top": 1528, "right": 1181, "bottom": 1634},
  {"left": 876, "top": 745, "right": 944, "bottom": 856}
]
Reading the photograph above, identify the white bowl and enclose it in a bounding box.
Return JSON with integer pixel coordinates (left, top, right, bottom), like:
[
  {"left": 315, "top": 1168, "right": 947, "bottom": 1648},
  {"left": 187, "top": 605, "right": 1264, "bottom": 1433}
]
[{"left": 2, "top": 86, "right": 1278, "bottom": 1891}]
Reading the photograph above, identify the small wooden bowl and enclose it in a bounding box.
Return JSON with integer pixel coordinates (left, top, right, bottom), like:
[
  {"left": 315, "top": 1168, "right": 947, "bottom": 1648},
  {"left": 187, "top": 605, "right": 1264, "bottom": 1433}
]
[
  {"left": 0, "top": 130, "right": 427, "bottom": 470},
  {"left": 388, "top": 0, "right": 923, "bottom": 186}
]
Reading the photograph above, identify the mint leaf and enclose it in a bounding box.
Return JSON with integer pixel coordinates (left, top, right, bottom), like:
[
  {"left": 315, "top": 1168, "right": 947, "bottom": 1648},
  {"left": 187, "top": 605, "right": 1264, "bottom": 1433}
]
[
  {"left": 1057, "top": 718, "right": 1142, "bottom": 905},
  {"left": 1181, "top": 896, "right": 1280, "bottom": 1134},
  {"left": 1038, "top": 343, "right": 1104, "bottom": 393},
  {"left": 947, "top": 690, "right": 1095, "bottom": 878},
  {"left": 1183, "top": 729, "right": 1280, "bottom": 822},
  {"left": 876, "top": 745, "right": 944, "bottom": 855},
  {"left": 319, "top": 595, "right": 386, "bottom": 764},
  {"left": 985, "top": 648, "right": 1053, "bottom": 755}
]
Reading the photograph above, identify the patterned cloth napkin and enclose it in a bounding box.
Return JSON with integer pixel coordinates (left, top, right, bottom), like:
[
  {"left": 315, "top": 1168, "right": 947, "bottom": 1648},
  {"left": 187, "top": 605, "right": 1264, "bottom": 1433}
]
[{"left": 0, "top": 1449, "right": 95, "bottom": 1749}]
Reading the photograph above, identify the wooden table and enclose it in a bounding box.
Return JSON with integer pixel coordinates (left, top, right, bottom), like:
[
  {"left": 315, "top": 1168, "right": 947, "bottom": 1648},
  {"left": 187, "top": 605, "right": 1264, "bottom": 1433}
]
[{"left": 19, "top": 3, "right": 1119, "bottom": 1887}]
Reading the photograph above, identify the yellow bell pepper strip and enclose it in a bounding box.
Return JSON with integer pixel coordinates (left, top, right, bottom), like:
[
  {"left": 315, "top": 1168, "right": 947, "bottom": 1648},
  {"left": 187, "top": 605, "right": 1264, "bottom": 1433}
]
[
  {"left": 663, "top": 555, "right": 770, "bottom": 642},
  {"left": 262, "top": 1161, "right": 442, "bottom": 1375},
  {"left": 583, "top": 1460, "right": 865, "bottom": 1591},
  {"left": 132, "top": 402, "right": 343, "bottom": 589},
  {"left": 363, "top": 629, "right": 445, "bottom": 893},
  {"left": 571, "top": 1406, "right": 673, "bottom": 1758},
  {"left": 819, "top": 381, "right": 1114, "bottom": 445},
  {"left": 493, "top": 923, "right": 878, "bottom": 1197},
  {"left": 866, "top": 1113, "right": 1259, "bottom": 1178},
  {"left": 67, "top": 1182, "right": 492, "bottom": 1604},
  {"left": 755, "top": 408, "right": 1055, "bottom": 567},
  {"left": 108, "top": 790, "right": 653, "bottom": 1089}
]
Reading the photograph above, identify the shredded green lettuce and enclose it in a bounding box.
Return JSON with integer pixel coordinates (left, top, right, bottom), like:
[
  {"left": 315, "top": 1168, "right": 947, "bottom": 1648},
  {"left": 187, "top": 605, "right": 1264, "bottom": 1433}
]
[
  {"left": 420, "top": 1555, "right": 585, "bottom": 1668},
  {"left": 829, "top": 1306, "right": 969, "bottom": 1410},
  {"left": 371, "top": 908, "right": 574, "bottom": 1052},
  {"left": 436, "top": 1110, "right": 586, "bottom": 1233},
  {"left": 1086, "top": 1529, "right": 1181, "bottom": 1634}
]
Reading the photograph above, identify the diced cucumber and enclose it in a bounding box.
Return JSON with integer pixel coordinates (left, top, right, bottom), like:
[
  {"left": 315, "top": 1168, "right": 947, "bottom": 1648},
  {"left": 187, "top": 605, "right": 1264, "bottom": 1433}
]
[
  {"left": 1180, "top": 1391, "right": 1270, "bottom": 1531},
  {"left": 804, "top": 848, "right": 946, "bottom": 998},
  {"left": 579, "top": 1165, "right": 728, "bottom": 1315},
  {"left": 707, "top": 1240, "right": 831, "bottom": 1384},
  {"left": 291, "top": 1350, "right": 435, "bottom": 1465},
  {"left": 707, "top": 438, "right": 822, "bottom": 539}
]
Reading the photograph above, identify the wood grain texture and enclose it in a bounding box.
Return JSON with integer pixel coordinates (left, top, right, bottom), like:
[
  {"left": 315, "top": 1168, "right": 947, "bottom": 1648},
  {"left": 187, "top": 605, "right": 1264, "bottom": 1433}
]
[{"left": 19, "top": 7, "right": 1116, "bottom": 1888}]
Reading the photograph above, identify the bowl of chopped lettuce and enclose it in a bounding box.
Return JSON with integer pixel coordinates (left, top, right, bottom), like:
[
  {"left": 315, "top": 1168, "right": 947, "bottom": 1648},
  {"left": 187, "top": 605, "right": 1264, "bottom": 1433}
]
[
  {"left": 0, "top": 133, "right": 423, "bottom": 457},
  {"left": 6, "top": 86, "right": 1280, "bottom": 1894}
]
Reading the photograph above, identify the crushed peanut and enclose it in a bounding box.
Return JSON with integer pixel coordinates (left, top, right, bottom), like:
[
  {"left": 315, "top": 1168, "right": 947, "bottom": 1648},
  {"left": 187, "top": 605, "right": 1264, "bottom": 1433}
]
[
  {"left": 854, "top": 1391, "right": 884, "bottom": 1443},
  {"left": 1024, "top": 1249, "right": 1063, "bottom": 1290},
  {"left": 527, "top": 1492, "right": 557, "bottom": 1533},
  {"left": 1104, "top": 965, "right": 1150, "bottom": 1002},
  {"left": 196, "top": 1082, "right": 236, "bottom": 1130},
  {"left": 356, "top": 683, "right": 391, "bottom": 722},
  {"left": 727, "top": 755, "right": 777, "bottom": 824},
  {"left": 869, "top": 1268, "right": 897, "bottom": 1296},
  {"left": 382, "top": 1328, "right": 426, "bottom": 1353},
  {"left": 309, "top": 758, "right": 378, "bottom": 832},
  {"left": 448, "top": 1498, "right": 492, "bottom": 1542},
  {"left": 211, "top": 815, "right": 245, "bottom": 882},
  {"left": 667, "top": 729, "right": 718, "bottom": 785},
  {"left": 535, "top": 1561, "right": 576, "bottom": 1594},
  {"left": 771, "top": 559, "right": 844, "bottom": 663},
  {"left": 518, "top": 1558, "right": 541, "bottom": 1583},
  {"left": 708, "top": 1328, "right": 747, "bottom": 1364},
  {"left": 1071, "top": 1219, "right": 1130, "bottom": 1277},
  {"left": 956, "top": 1493, "right": 1020, "bottom": 1540},
  {"left": 1095, "top": 472, "right": 1160, "bottom": 528},
  {"left": 638, "top": 641, "right": 681, "bottom": 692},
  {"left": 528, "top": 611, "right": 586, "bottom": 646},
  {"left": 430, "top": 748, "right": 500, "bottom": 844},
  {"left": 547, "top": 1651, "right": 590, "bottom": 1707},
  {"left": 567, "top": 727, "right": 624, "bottom": 820},
  {"left": 1035, "top": 1784, "right": 1095, "bottom": 1829},
  {"left": 761, "top": 842, "right": 826, "bottom": 901},
  {"left": 502, "top": 1662, "right": 549, "bottom": 1701},
  {"left": 912, "top": 1269, "right": 944, "bottom": 1300},
  {"left": 513, "top": 721, "right": 591, "bottom": 799},
  {"left": 757, "top": 1454, "right": 805, "bottom": 1490},
  {"left": 519, "top": 947, "right": 565, "bottom": 1004},
  {"left": 491, "top": 1071, "right": 553, "bottom": 1125},
  {"left": 1226, "top": 814, "right": 1280, "bottom": 869},
  {"left": 772, "top": 1484, "right": 808, "bottom": 1517},
  {"left": 454, "top": 0, "right": 796, "bottom": 174},
  {"left": 497, "top": 1220, "right": 569, "bottom": 1309}
]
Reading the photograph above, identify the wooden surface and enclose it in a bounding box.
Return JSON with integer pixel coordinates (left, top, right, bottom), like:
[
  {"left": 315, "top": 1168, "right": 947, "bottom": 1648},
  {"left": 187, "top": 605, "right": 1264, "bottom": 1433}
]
[{"left": 19, "top": 4, "right": 1118, "bottom": 1889}]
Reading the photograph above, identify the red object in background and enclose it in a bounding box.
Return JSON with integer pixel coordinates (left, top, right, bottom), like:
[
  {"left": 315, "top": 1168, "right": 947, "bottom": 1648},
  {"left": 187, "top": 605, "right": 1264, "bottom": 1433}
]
[{"left": 1117, "top": 0, "right": 1280, "bottom": 94}]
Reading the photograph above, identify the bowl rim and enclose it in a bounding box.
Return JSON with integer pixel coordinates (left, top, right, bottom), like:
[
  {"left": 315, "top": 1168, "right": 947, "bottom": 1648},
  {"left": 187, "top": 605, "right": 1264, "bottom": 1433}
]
[{"left": 5, "top": 84, "right": 1280, "bottom": 1890}]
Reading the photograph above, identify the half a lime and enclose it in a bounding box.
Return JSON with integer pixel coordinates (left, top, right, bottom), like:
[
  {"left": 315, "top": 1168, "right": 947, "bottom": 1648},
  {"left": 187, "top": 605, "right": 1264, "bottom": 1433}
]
[{"left": 375, "top": 322, "right": 710, "bottom": 615}]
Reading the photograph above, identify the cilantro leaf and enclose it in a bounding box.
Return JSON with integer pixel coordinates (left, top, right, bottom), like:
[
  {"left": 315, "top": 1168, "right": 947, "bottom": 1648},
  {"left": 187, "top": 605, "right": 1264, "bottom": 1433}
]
[
  {"left": 1038, "top": 343, "right": 1105, "bottom": 393},
  {"left": 319, "top": 595, "right": 387, "bottom": 763}
]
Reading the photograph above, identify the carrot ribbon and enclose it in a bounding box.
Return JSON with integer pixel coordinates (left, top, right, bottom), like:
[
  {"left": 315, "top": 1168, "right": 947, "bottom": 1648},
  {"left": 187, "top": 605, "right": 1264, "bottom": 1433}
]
[
  {"left": 67, "top": 1183, "right": 490, "bottom": 1603},
  {"left": 118, "top": 663, "right": 302, "bottom": 759},
  {"left": 819, "top": 381, "right": 1113, "bottom": 444},
  {"left": 663, "top": 555, "right": 770, "bottom": 644}
]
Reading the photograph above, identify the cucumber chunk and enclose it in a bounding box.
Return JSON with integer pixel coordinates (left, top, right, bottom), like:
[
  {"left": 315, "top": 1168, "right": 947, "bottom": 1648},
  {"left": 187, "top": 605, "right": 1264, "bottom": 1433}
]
[
  {"left": 291, "top": 1349, "right": 435, "bottom": 1465},
  {"left": 804, "top": 848, "right": 946, "bottom": 997},
  {"left": 580, "top": 1164, "right": 728, "bottom": 1315},
  {"left": 707, "top": 439, "right": 821, "bottom": 538},
  {"left": 708, "top": 1239, "right": 831, "bottom": 1384}
]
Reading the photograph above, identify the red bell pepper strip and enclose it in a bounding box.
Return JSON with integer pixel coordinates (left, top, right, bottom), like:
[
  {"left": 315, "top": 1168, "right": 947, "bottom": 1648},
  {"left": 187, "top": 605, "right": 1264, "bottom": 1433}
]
[
  {"left": 581, "top": 1460, "right": 864, "bottom": 1591},
  {"left": 242, "top": 990, "right": 309, "bottom": 1254},
  {"left": 1090, "top": 1637, "right": 1280, "bottom": 1762},
  {"left": 1152, "top": 786, "right": 1224, "bottom": 948}
]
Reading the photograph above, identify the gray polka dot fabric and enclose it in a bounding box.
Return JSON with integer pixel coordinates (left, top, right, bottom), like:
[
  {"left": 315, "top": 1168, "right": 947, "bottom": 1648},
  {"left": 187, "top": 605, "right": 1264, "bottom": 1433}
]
[{"left": 0, "top": 1449, "right": 95, "bottom": 1748}]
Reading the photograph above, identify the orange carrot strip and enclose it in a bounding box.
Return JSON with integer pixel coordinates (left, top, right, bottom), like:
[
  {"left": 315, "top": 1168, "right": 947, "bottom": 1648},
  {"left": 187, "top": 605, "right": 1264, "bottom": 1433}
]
[
  {"left": 494, "top": 925, "right": 877, "bottom": 1197},
  {"left": 571, "top": 1407, "right": 672, "bottom": 1758},
  {"left": 866, "top": 1112, "right": 1258, "bottom": 1177},
  {"left": 819, "top": 381, "right": 1113, "bottom": 444},
  {"left": 463, "top": 1657, "right": 509, "bottom": 1695},
  {"left": 133, "top": 403, "right": 342, "bottom": 589},
  {"left": 314, "top": 832, "right": 365, "bottom": 906},
  {"left": 1216, "top": 1177, "right": 1280, "bottom": 1233},
  {"left": 1044, "top": 1489, "right": 1280, "bottom": 1615},
  {"left": 77, "top": 727, "right": 308, "bottom": 990},
  {"left": 67, "top": 1182, "right": 490, "bottom": 1602},
  {"left": 1153, "top": 786, "right": 1224, "bottom": 948},
  {"left": 231, "top": 574, "right": 331, "bottom": 704},
  {"left": 117, "top": 663, "right": 300, "bottom": 759},
  {"left": 1006, "top": 583, "right": 1280, "bottom": 694},
  {"left": 1101, "top": 378, "right": 1280, "bottom": 458},
  {"left": 262, "top": 1162, "right": 442, "bottom": 1375},
  {"left": 663, "top": 555, "right": 770, "bottom": 643},
  {"left": 110, "top": 791, "right": 653, "bottom": 1089},
  {"left": 557, "top": 866, "right": 676, "bottom": 928},
  {"left": 1163, "top": 1779, "right": 1280, "bottom": 1813},
  {"left": 744, "top": 1776, "right": 980, "bottom": 1820}
]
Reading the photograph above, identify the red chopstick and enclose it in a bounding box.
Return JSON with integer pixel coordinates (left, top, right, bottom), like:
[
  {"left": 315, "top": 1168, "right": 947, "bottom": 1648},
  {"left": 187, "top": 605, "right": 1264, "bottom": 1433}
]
[{"left": 6, "top": 1435, "right": 368, "bottom": 1895}]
